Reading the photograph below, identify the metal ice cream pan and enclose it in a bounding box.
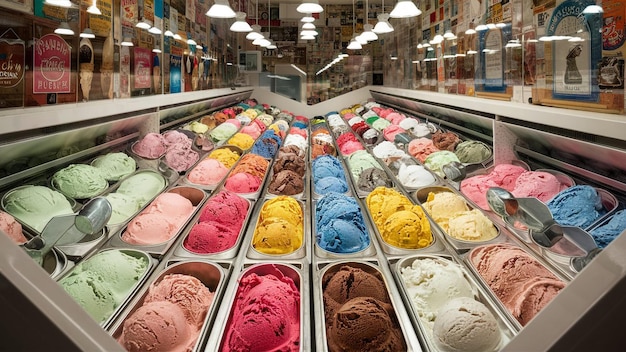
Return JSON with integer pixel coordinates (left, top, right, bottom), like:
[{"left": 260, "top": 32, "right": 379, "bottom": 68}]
[
  {"left": 314, "top": 260, "right": 417, "bottom": 352},
  {"left": 391, "top": 254, "right": 517, "bottom": 352},
  {"left": 106, "top": 186, "right": 208, "bottom": 259},
  {"left": 181, "top": 145, "right": 244, "bottom": 191},
  {"left": 414, "top": 185, "right": 506, "bottom": 254},
  {"left": 247, "top": 197, "right": 308, "bottom": 260},
  {"left": 172, "top": 193, "right": 254, "bottom": 260},
  {"left": 109, "top": 260, "right": 227, "bottom": 352},
  {"left": 462, "top": 242, "right": 570, "bottom": 332},
  {"left": 57, "top": 248, "right": 156, "bottom": 331},
  {"left": 101, "top": 169, "right": 169, "bottom": 232},
  {"left": 584, "top": 187, "right": 619, "bottom": 231},
  {"left": 312, "top": 198, "right": 377, "bottom": 259},
  {"left": 361, "top": 194, "right": 445, "bottom": 256},
  {"left": 216, "top": 155, "right": 273, "bottom": 200},
  {"left": 265, "top": 167, "right": 307, "bottom": 200},
  {"left": 214, "top": 262, "right": 307, "bottom": 352}
]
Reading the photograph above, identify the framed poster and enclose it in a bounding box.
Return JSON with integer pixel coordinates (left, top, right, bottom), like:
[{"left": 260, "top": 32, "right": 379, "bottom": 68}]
[
  {"left": 239, "top": 51, "right": 261, "bottom": 73},
  {"left": 547, "top": 0, "right": 601, "bottom": 102},
  {"left": 0, "top": 0, "right": 33, "bottom": 13}
]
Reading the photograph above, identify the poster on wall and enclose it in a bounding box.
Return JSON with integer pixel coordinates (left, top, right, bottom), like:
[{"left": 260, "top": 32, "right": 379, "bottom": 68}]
[
  {"left": 89, "top": 0, "right": 112, "bottom": 37},
  {"left": 482, "top": 29, "right": 505, "bottom": 92},
  {"left": 33, "top": 34, "right": 71, "bottom": 94},
  {"left": 134, "top": 47, "right": 152, "bottom": 89},
  {"left": 170, "top": 54, "right": 181, "bottom": 93},
  {"left": 120, "top": 45, "right": 131, "bottom": 98},
  {"left": 0, "top": 0, "right": 33, "bottom": 13},
  {"left": 0, "top": 28, "right": 25, "bottom": 108},
  {"left": 546, "top": 0, "right": 601, "bottom": 102}
]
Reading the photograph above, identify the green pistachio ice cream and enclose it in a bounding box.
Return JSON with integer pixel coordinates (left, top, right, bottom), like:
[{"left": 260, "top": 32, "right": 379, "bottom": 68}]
[
  {"left": 91, "top": 152, "right": 137, "bottom": 182},
  {"left": 59, "top": 249, "right": 149, "bottom": 324},
  {"left": 51, "top": 164, "right": 109, "bottom": 199},
  {"left": 3, "top": 185, "right": 74, "bottom": 232},
  {"left": 105, "top": 193, "right": 142, "bottom": 225},
  {"left": 347, "top": 150, "right": 383, "bottom": 180},
  {"left": 115, "top": 171, "right": 166, "bottom": 204},
  {"left": 454, "top": 141, "right": 492, "bottom": 164},
  {"left": 424, "top": 151, "right": 461, "bottom": 178}
]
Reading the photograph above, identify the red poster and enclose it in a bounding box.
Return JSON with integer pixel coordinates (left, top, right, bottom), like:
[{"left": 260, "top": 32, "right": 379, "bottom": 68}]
[
  {"left": 33, "top": 34, "right": 71, "bottom": 94},
  {"left": 134, "top": 47, "right": 152, "bottom": 89}
]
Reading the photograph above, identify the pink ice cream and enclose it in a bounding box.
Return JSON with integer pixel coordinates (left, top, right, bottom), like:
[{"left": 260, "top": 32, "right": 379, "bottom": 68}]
[
  {"left": 183, "top": 190, "right": 249, "bottom": 254},
  {"left": 164, "top": 145, "right": 199, "bottom": 172},
  {"left": 133, "top": 133, "right": 167, "bottom": 159},
  {"left": 0, "top": 211, "right": 28, "bottom": 244},
  {"left": 511, "top": 171, "right": 562, "bottom": 202},
  {"left": 121, "top": 192, "right": 195, "bottom": 245},
  {"left": 408, "top": 137, "right": 439, "bottom": 163},
  {"left": 187, "top": 158, "right": 229, "bottom": 185},
  {"left": 224, "top": 173, "right": 262, "bottom": 193},
  {"left": 460, "top": 164, "right": 527, "bottom": 210},
  {"left": 383, "top": 125, "right": 406, "bottom": 142}
]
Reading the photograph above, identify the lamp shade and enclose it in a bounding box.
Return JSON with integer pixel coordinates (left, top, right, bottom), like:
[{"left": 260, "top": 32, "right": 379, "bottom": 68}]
[
  {"left": 361, "top": 24, "right": 378, "bottom": 41},
  {"left": 301, "top": 34, "right": 315, "bottom": 40},
  {"left": 206, "top": 0, "right": 237, "bottom": 18},
  {"left": 54, "top": 22, "right": 74, "bottom": 36},
  {"left": 301, "top": 14, "right": 315, "bottom": 22},
  {"left": 80, "top": 28, "right": 96, "bottom": 38},
  {"left": 373, "top": 13, "right": 394, "bottom": 34},
  {"left": 121, "top": 37, "right": 134, "bottom": 46},
  {"left": 300, "top": 29, "right": 318, "bottom": 36},
  {"left": 230, "top": 12, "right": 253, "bottom": 32},
  {"left": 297, "top": 0, "right": 323, "bottom": 14},
  {"left": 390, "top": 0, "right": 421, "bottom": 18},
  {"left": 45, "top": 0, "right": 72, "bottom": 8},
  {"left": 356, "top": 33, "right": 368, "bottom": 45},
  {"left": 347, "top": 38, "right": 362, "bottom": 50},
  {"left": 302, "top": 22, "right": 316, "bottom": 30},
  {"left": 149, "top": 26, "right": 162, "bottom": 34},
  {"left": 247, "top": 25, "right": 263, "bottom": 40}
]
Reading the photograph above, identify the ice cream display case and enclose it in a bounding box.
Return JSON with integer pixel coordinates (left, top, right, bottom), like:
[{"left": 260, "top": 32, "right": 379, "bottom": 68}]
[{"left": 2, "top": 84, "right": 626, "bottom": 351}]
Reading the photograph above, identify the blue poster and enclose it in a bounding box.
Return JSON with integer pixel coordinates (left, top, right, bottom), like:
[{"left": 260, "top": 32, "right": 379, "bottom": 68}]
[{"left": 170, "top": 54, "right": 181, "bottom": 93}]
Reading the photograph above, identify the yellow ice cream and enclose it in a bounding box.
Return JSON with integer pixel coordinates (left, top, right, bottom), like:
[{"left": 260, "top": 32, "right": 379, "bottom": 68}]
[
  {"left": 208, "top": 148, "right": 240, "bottom": 168},
  {"left": 366, "top": 187, "right": 432, "bottom": 249},
  {"left": 253, "top": 196, "right": 303, "bottom": 254},
  {"left": 227, "top": 133, "right": 255, "bottom": 151},
  {"left": 422, "top": 192, "right": 469, "bottom": 231},
  {"left": 447, "top": 209, "right": 498, "bottom": 242},
  {"left": 244, "top": 108, "right": 259, "bottom": 118}
]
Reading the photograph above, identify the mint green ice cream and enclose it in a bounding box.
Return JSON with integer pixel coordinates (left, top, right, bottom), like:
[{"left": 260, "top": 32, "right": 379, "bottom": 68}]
[
  {"left": 91, "top": 152, "right": 137, "bottom": 182},
  {"left": 115, "top": 170, "right": 166, "bottom": 204},
  {"left": 424, "top": 151, "right": 461, "bottom": 178},
  {"left": 105, "top": 193, "right": 142, "bottom": 225},
  {"left": 3, "top": 185, "right": 74, "bottom": 232},
  {"left": 454, "top": 141, "right": 492, "bottom": 164},
  {"left": 209, "top": 123, "right": 238, "bottom": 142},
  {"left": 52, "top": 164, "right": 108, "bottom": 199},
  {"left": 347, "top": 150, "right": 383, "bottom": 180}
]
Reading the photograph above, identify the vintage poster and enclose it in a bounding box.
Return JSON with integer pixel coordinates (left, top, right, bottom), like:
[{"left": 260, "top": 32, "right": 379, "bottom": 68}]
[
  {"left": 547, "top": 0, "right": 601, "bottom": 101},
  {"left": 483, "top": 28, "right": 505, "bottom": 91},
  {"left": 170, "top": 54, "right": 181, "bottom": 93},
  {"left": 33, "top": 34, "right": 71, "bottom": 94},
  {"left": 89, "top": 0, "right": 112, "bottom": 37},
  {"left": 0, "top": 28, "right": 25, "bottom": 108},
  {"left": 120, "top": 45, "right": 131, "bottom": 98},
  {"left": 121, "top": 0, "right": 138, "bottom": 28},
  {"left": 134, "top": 47, "right": 151, "bottom": 89}
]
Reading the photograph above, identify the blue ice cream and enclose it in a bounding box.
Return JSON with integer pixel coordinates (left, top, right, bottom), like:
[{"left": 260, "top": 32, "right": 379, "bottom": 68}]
[
  {"left": 251, "top": 130, "right": 282, "bottom": 158},
  {"left": 316, "top": 192, "right": 370, "bottom": 253},
  {"left": 590, "top": 209, "right": 626, "bottom": 248},
  {"left": 312, "top": 155, "right": 348, "bottom": 195},
  {"left": 292, "top": 121, "right": 308, "bottom": 129},
  {"left": 547, "top": 185, "right": 606, "bottom": 229}
]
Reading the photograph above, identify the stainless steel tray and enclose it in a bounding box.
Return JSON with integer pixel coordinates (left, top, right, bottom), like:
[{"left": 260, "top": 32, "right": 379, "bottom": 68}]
[
  {"left": 105, "top": 186, "right": 208, "bottom": 258},
  {"left": 171, "top": 192, "right": 255, "bottom": 260},
  {"left": 392, "top": 254, "right": 517, "bottom": 352},
  {"left": 109, "top": 260, "right": 228, "bottom": 352}
]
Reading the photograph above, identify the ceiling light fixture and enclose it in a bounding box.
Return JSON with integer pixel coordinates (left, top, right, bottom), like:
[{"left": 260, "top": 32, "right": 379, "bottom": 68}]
[
  {"left": 443, "top": 30, "right": 456, "bottom": 39},
  {"left": 247, "top": 25, "right": 263, "bottom": 40},
  {"left": 149, "top": 26, "right": 162, "bottom": 34},
  {"left": 164, "top": 30, "right": 174, "bottom": 37},
  {"left": 300, "top": 29, "right": 318, "bottom": 36},
  {"left": 206, "top": 0, "right": 236, "bottom": 18},
  {"left": 390, "top": 0, "right": 421, "bottom": 18},
  {"left": 347, "top": 0, "right": 361, "bottom": 50},
  {"left": 231, "top": 12, "right": 253, "bottom": 32},
  {"left": 45, "top": 0, "right": 72, "bottom": 8},
  {"left": 301, "top": 34, "right": 315, "bottom": 40},
  {"left": 80, "top": 27, "right": 96, "bottom": 38},
  {"left": 373, "top": 0, "right": 394, "bottom": 34},
  {"left": 302, "top": 22, "right": 316, "bottom": 30},
  {"left": 301, "top": 13, "right": 315, "bottom": 23},
  {"left": 297, "top": 0, "right": 323, "bottom": 14},
  {"left": 54, "top": 22, "right": 74, "bottom": 35},
  {"left": 582, "top": 4, "right": 604, "bottom": 14},
  {"left": 361, "top": 23, "right": 378, "bottom": 41},
  {"left": 87, "top": 0, "right": 101, "bottom": 15},
  {"left": 121, "top": 37, "right": 134, "bottom": 46},
  {"left": 152, "top": 45, "right": 162, "bottom": 53}
]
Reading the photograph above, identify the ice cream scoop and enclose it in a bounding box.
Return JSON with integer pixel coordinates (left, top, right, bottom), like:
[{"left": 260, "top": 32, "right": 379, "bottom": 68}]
[
  {"left": 487, "top": 187, "right": 599, "bottom": 266},
  {"left": 23, "top": 197, "right": 112, "bottom": 265}
]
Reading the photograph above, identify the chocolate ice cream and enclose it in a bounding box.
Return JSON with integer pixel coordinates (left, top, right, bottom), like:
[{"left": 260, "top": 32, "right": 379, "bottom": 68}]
[
  {"left": 268, "top": 170, "right": 304, "bottom": 196},
  {"left": 432, "top": 131, "right": 461, "bottom": 151},
  {"left": 273, "top": 153, "right": 306, "bottom": 177}
]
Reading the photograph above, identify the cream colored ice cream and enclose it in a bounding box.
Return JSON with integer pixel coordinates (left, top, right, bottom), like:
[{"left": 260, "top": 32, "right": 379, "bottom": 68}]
[
  {"left": 422, "top": 192, "right": 469, "bottom": 232},
  {"left": 447, "top": 209, "right": 498, "bottom": 242}
]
